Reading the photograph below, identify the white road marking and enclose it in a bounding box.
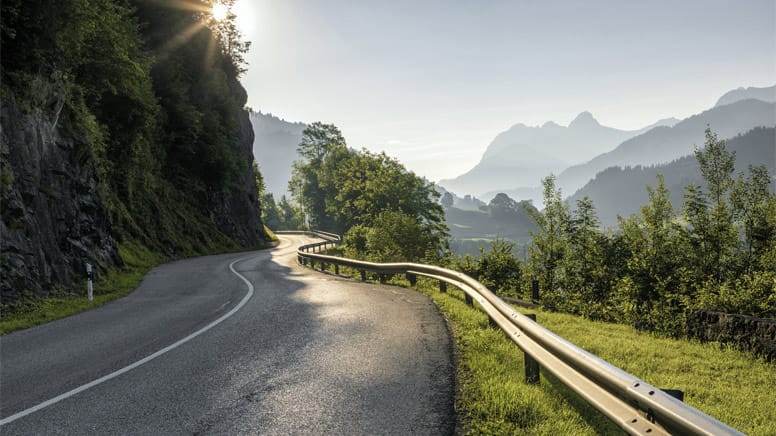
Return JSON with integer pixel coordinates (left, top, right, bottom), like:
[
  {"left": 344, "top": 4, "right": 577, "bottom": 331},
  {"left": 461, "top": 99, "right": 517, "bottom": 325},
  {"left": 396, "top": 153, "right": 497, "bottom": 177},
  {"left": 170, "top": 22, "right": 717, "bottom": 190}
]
[{"left": 0, "top": 255, "right": 257, "bottom": 426}]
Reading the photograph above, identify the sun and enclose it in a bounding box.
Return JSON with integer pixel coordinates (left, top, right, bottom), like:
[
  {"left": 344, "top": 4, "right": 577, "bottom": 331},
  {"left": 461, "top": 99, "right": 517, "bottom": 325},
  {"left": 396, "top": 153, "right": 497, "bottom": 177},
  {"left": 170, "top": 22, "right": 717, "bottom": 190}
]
[{"left": 212, "top": 2, "right": 228, "bottom": 21}]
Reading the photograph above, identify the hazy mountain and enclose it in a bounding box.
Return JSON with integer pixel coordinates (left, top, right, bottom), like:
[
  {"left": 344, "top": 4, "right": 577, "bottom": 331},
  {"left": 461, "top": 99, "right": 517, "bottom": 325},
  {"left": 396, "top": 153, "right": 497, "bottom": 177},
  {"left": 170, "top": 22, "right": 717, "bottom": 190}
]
[
  {"left": 555, "top": 99, "right": 775, "bottom": 199},
  {"left": 438, "top": 112, "right": 676, "bottom": 198},
  {"left": 568, "top": 127, "right": 775, "bottom": 227},
  {"left": 715, "top": 84, "right": 776, "bottom": 107},
  {"left": 444, "top": 192, "right": 538, "bottom": 257},
  {"left": 250, "top": 111, "right": 306, "bottom": 199}
]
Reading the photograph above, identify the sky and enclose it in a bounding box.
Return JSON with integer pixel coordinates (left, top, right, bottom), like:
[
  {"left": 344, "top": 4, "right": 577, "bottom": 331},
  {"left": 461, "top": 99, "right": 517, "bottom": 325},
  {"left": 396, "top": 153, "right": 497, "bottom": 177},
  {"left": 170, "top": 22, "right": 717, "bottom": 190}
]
[{"left": 232, "top": 0, "right": 775, "bottom": 182}]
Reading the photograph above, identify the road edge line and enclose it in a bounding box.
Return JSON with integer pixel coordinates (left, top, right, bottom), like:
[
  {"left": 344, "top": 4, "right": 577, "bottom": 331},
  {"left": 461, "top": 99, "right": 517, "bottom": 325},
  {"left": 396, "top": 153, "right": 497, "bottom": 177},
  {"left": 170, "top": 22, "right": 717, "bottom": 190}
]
[{"left": 0, "top": 255, "right": 257, "bottom": 426}]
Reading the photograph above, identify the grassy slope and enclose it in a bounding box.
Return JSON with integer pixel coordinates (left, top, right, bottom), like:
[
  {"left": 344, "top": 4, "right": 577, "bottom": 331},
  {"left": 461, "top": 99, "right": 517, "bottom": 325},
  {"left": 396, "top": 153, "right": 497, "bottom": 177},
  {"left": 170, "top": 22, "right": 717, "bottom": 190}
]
[{"left": 323, "top": 264, "right": 775, "bottom": 435}]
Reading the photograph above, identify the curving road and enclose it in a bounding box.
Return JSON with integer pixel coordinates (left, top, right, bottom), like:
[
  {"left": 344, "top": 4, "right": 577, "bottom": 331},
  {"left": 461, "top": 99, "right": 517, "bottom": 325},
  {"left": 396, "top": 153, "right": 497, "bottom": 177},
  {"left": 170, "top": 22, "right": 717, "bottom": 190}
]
[{"left": 0, "top": 235, "right": 455, "bottom": 434}]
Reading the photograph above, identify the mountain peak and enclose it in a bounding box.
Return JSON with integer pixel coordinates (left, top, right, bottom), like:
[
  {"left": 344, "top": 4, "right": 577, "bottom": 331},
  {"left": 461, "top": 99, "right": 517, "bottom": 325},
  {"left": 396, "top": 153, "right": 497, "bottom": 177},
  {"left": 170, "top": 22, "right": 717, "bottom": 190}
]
[
  {"left": 569, "top": 111, "right": 600, "bottom": 128},
  {"left": 715, "top": 84, "right": 776, "bottom": 107}
]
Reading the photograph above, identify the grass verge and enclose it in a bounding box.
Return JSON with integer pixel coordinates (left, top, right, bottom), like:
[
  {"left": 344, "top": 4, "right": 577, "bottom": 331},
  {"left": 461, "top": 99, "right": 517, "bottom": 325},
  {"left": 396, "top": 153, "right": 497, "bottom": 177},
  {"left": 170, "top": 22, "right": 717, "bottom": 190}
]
[
  {"left": 318, "top": 263, "right": 775, "bottom": 435},
  {"left": 1, "top": 237, "right": 275, "bottom": 335}
]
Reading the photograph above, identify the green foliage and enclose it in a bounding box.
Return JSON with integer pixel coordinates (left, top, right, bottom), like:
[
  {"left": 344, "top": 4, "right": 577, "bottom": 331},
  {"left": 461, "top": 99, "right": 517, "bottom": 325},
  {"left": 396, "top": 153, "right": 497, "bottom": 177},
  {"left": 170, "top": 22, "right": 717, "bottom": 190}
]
[
  {"left": 291, "top": 123, "right": 449, "bottom": 262},
  {"left": 277, "top": 195, "right": 305, "bottom": 230},
  {"left": 441, "top": 191, "right": 454, "bottom": 208},
  {"left": 1, "top": 0, "right": 268, "bottom": 311},
  {"left": 520, "top": 129, "right": 775, "bottom": 335},
  {"left": 475, "top": 240, "right": 522, "bottom": 296},
  {"left": 526, "top": 175, "right": 570, "bottom": 309},
  {"left": 261, "top": 193, "right": 282, "bottom": 230},
  {"left": 344, "top": 209, "right": 438, "bottom": 262}
]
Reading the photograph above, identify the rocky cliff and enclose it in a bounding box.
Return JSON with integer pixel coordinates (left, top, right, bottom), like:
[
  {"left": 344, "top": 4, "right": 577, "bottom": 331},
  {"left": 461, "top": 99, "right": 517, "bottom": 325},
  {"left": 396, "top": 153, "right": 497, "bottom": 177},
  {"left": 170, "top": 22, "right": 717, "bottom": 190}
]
[
  {"left": 1, "top": 77, "right": 119, "bottom": 301},
  {"left": 0, "top": 0, "right": 266, "bottom": 305}
]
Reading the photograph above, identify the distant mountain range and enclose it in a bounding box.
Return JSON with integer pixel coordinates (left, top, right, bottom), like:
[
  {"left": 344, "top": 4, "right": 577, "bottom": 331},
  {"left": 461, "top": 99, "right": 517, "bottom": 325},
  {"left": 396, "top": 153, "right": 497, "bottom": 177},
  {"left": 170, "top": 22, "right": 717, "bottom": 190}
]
[
  {"left": 554, "top": 98, "right": 775, "bottom": 201},
  {"left": 250, "top": 111, "right": 306, "bottom": 199},
  {"left": 438, "top": 112, "right": 678, "bottom": 197},
  {"left": 715, "top": 84, "right": 775, "bottom": 107},
  {"left": 568, "top": 127, "right": 775, "bottom": 226},
  {"left": 441, "top": 85, "right": 776, "bottom": 208}
]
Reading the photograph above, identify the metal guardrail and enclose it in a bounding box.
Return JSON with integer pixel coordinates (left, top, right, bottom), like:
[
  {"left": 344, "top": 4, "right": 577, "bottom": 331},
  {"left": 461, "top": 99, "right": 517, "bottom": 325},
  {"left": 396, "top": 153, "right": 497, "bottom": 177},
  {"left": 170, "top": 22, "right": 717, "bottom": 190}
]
[{"left": 284, "top": 230, "right": 742, "bottom": 436}]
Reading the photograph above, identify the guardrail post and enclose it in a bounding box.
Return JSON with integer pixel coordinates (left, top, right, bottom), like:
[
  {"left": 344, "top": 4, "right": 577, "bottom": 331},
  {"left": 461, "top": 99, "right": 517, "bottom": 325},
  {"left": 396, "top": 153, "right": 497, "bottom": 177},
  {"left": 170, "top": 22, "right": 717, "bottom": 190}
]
[
  {"left": 465, "top": 293, "right": 473, "bottom": 306},
  {"left": 661, "top": 389, "right": 685, "bottom": 402},
  {"left": 488, "top": 315, "right": 498, "bottom": 328},
  {"left": 531, "top": 279, "right": 539, "bottom": 303},
  {"left": 335, "top": 264, "right": 339, "bottom": 275},
  {"left": 439, "top": 281, "right": 447, "bottom": 293},
  {"left": 406, "top": 273, "right": 416, "bottom": 286},
  {"left": 360, "top": 270, "right": 366, "bottom": 281},
  {"left": 379, "top": 274, "right": 387, "bottom": 284},
  {"left": 524, "top": 313, "right": 540, "bottom": 384}
]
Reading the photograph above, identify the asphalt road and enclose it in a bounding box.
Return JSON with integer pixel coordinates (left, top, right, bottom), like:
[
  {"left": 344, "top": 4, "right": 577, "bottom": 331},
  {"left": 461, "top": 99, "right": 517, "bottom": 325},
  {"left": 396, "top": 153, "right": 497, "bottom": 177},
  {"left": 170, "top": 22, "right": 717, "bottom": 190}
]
[{"left": 0, "top": 235, "right": 455, "bottom": 434}]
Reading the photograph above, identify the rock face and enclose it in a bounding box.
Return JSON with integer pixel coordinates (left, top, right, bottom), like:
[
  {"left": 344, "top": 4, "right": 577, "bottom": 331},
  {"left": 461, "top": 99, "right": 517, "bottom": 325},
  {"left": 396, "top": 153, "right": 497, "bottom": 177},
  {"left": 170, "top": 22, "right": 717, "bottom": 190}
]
[
  {"left": 207, "top": 104, "right": 265, "bottom": 247},
  {"left": 686, "top": 309, "right": 776, "bottom": 362},
  {"left": 0, "top": 74, "right": 265, "bottom": 303},
  {"left": 1, "top": 77, "right": 120, "bottom": 302}
]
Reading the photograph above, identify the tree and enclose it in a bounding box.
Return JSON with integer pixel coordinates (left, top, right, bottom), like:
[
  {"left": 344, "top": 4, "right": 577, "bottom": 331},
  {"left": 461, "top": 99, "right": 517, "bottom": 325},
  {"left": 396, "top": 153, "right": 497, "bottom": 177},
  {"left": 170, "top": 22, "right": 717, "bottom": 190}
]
[
  {"left": 441, "top": 192, "right": 454, "bottom": 208},
  {"left": 360, "top": 209, "right": 438, "bottom": 262},
  {"left": 489, "top": 193, "right": 520, "bottom": 220},
  {"left": 290, "top": 123, "right": 448, "bottom": 261},
  {"left": 618, "top": 175, "right": 688, "bottom": 334},
  {"left": 526, "top": 175, "right": 570, "bottom": 308},
  {"left": 289, "top": 122, "right": 351, "bottom": 231},
  {"left": 563, "top": 196, "right": 609, "bottom": 317},
  {"left": 261, "top": 193, "right": 282, "bottom": 230},
  {"left": 692, "top": 128, "right": 737, "bottom": 287},
  {"left": 278, "top": 195, "right": 303, "bottom": 230},
  {"left": 730, "top": 165, "right": 774, "bottom": 274},
  {"left": 477, "top": 239, "right": 521, "bottom": 296}
]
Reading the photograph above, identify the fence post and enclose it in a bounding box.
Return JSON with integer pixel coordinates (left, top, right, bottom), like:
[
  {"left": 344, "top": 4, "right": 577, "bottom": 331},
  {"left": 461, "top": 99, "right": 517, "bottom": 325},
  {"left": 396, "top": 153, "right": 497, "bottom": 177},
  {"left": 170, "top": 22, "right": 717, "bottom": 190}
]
[
  {"left": 531, "top": 279, "right": 539, "bottom": 303},
  {"left": 524, "top": 313, "right": 540, "bottom": 384}
]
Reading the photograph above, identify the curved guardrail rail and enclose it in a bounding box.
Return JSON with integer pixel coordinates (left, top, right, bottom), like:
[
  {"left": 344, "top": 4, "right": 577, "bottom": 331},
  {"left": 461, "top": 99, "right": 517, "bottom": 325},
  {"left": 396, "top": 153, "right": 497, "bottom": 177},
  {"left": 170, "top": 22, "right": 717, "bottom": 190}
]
[{"left": 281, "top": 230, "right": 742, "bottom": 436}]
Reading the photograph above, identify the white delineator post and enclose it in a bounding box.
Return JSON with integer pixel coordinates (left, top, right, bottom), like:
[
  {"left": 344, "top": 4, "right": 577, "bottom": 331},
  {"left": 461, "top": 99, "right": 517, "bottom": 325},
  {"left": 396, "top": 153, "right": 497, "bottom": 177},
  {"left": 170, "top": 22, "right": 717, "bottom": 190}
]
[{"left": 86, "top": 262, "right": 93, "bottom": 301}]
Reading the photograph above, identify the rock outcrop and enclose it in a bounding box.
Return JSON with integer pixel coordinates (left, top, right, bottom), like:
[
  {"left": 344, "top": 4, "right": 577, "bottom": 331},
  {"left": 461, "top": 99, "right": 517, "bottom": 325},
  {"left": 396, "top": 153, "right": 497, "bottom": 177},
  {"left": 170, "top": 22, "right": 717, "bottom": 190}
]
[
  {"left": 686, "top": 309, "right": 776, "bottom": 362},
  {"left": 1, "top": 76, "right": 119, "bottom": 302}
]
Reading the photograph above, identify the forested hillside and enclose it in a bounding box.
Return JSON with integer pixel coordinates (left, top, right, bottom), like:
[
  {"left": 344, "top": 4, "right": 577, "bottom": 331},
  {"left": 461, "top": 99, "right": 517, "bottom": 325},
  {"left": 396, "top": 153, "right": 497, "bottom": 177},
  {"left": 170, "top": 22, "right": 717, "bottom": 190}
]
[
  {"left": 444, "top": 193, "right": 537, "bottom": 257},
  {"left": 569, "top": 127, "right": 776, "bottom": 226},
  {"left": 0, "top": 0, "right": 267, "bottom": 304}
]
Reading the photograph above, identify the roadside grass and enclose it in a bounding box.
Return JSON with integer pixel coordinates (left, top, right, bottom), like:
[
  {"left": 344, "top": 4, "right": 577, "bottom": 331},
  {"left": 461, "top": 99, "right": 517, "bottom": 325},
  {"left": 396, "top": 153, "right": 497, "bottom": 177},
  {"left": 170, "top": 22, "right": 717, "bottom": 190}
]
[
  {"left": 1, "top": 235, "right": 276, "bottom": 335},
  {"left": 315, "top": 262, "right": 776, "bottom": 435}
]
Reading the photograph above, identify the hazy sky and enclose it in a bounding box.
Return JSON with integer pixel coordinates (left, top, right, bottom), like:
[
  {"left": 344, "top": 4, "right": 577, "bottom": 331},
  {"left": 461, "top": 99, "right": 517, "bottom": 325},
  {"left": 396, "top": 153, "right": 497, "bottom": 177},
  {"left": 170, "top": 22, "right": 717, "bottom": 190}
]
[{"left": 233, "top": 0, "right": 775, "bottom": 182}]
